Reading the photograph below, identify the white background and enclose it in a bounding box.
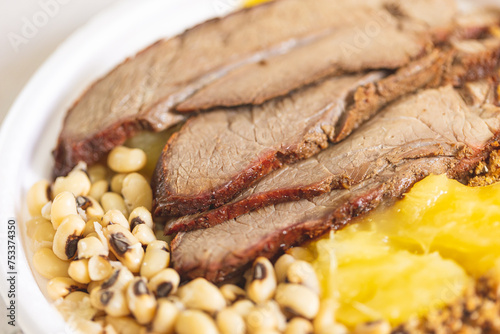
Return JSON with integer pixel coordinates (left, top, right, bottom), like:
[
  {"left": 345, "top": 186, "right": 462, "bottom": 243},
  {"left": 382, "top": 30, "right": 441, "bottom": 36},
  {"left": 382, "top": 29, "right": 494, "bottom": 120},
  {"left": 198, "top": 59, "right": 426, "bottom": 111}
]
[
  {"left": 1, "top": 2, "right": 120, "bottom": 332},
  {"left": 0, "top": 0, "right": 120, "bottom": 124}
]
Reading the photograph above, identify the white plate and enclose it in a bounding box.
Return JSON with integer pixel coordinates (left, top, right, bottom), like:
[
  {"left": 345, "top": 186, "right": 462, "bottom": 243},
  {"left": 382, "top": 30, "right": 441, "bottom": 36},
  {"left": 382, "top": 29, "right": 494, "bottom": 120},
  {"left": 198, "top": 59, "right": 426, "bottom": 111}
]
[
  {"left": 0, "top": 0, "right": 240, "bottom": 332},
  {"left": 0, "top": 0, "right": 497, "bottom": 333}
]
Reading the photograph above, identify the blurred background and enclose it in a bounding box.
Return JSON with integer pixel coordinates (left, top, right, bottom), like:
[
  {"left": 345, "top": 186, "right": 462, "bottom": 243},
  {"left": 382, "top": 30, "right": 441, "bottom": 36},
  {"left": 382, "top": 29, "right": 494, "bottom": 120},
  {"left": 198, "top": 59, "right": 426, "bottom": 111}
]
[{"left": 0, "top": 0, "right": 120, "bottom": 124}]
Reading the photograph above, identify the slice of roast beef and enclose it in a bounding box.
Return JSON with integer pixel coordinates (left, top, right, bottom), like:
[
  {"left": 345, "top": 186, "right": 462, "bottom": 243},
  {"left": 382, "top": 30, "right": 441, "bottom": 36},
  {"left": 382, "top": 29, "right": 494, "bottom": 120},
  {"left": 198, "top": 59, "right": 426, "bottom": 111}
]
[
  {"left": 446, "top": 38, "right": 500, "bottom": 87},
  {"left": 172, "top": 160, "right": 454, "bottom": 282},
  {"left": 153, "top": 51, "right": 452, "bottom": 218},
  {"left": 175, "top": 12, "right": 433, "bottom": 112},
  {"left": 334, "top": 37, "right": 500, "bottom": 142},
  {"left": 165, "top": 81, "right": 498, "bottom": 233},
  {"left": 152, "top": 72, "right": 384, "bottom": 216},
  {"left": 171, "top": 84, "right": 500, "bottom": 282},
  {"left": 53, "top": 0, "right": 457, "bottom": 177}
]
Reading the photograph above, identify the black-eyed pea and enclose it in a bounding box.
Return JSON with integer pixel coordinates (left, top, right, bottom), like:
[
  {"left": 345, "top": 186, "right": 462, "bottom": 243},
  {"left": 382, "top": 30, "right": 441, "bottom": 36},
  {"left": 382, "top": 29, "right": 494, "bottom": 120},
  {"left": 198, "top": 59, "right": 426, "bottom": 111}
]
[
  {"left": 88, "top": 164, "right": 108, "bottom": 183},
  {"left": 312, "top": 299, "right": 337, "bottom": 334},
  {"left": 128, "top": 207, "right": 154, "bottom": 230},
  {"left": 177, "top": 278, "right": 226, "bottom": 314},
  {"left": 132, "top": 224, "right": 156, "bottom": 246},
  {"left": 32, "top": 220, "right": 55, "bottom": 250},
  {"left": 149, "top": 268, "right": 180, "bottom": 298},
  {"left": 111, "top": 174, "right": 127, "bottom": 194},
  {"left": 285, "top": 260, "right": 320, "bottom": 294},
  {"left": 105, "top": 315, "right": 144, "bottom": 334},
  {"left": 53, "top": 214, "right": 85, "bottom": 260},
  {"left": 220, "top": 284, "right": 246, "bottom": 305},
  {"left": 265, "top": 300, "right": 286, "bottom": 332},
  {"left": 165, "top": 295, "right": 185, "bottom": 311},
  {"left": 252, "top": 329, "right": 281, "bottom": 334},
  {"left": 287, "top": 247, "right": 314, "bottom": 262},
  {"left": 216, "top": 308, "right": 246, "bottom": 334},
  {"left": 71, "top": 317, "right": 105, "bottom": 334},
  {"left": 63, "top": 290, "right": 91, "bottom": 304},
  {"left": 140, "top": 240, "right": 170, "bottom": 279},
  {"left": 93, "top": 222, "right": 110, "bottom": 254},
  {"left": 274, "top": 284, "right": 319, "bottom": 320},
  {"left": 101, "top": 193, "right": 129, "bottom": 217},
  {"left": 121, "top": 173, "right": 152, "bottom": 212},
  {"left": 85, "top": 231, "right": 99, "bottom": 240},
  {"left": 103, "top": 324, "right": 117, "bottom": 334},
  {"left": 89, "top": 180, "right": 109, "bottom": 202},
  {"left": 41, "top": 201, "right": 52, "bottom": 221},
  {"left": 101, "top": 267, "right": 134, "bottom": 291},
  {"left": 90, "top": 288, "right": 130, "bottom": 317},
  {"left": 175, "top": 310, "right": 219, "bottom": 334},
  {"left": 353, "top": 320, "right": 391, "bottom": 334},
  {"left": 88, "top": 280, "right": 104, "bottom": 294},
  {"left": 58, "top": 291, "right": 99, "bottom": 326},
  {"left": 108, "top": 146, "right": 147, "bottom": 173},
  {"left": 68, "top": 258, "right": 91, "bottom": 284},
  {"left": 83, "top": 219, "right": 98, "bottom": 236},
  {"left": 51, "top": 191, "right": 78, "bottom": 229},
  {"left": 246, "top": 304, "right": 277, "bottom": 334},
  {"left": 247, "top": 257, "right": 277, "bottom": 304},
  {"left": 33, "top": 248, "right": 70, "bottom": 279},
  {"left": 102, "top": 210, "right": 130, "bottom": 230},
  {"left": 26, "top": 216, "right": 50, "bottom": 238},
  {"left": 27, "top": 180, "right": 50, "bottom": 217},
  {"left": 274, "top": 254, "right": 296, "bottom": 283},
  {"left": 76, "top": 195, "right": 104, "bottom": 221},
  {"left": 89, "top": 255, "right": 114, "bottom": 281},
  {"left": 284, "top": 317, "right": 313, "bottom": 334},
  {"left": 104, "top": 224, "right": 144, "bottom": 273},
  {"left": 150, "top": 299, "right": 178, "bottom": 334},
  {"left": 53, "top": 169, "right": 91, "bottom": 197},
  {"left": 126, "top": 277, "right": 157, "bottom": 325},
  {"left": 231, "top": 300, "right": 254, "bottom": 318},
  {"left": 47, "top": 277, "right": 86, "bottom": 300}
]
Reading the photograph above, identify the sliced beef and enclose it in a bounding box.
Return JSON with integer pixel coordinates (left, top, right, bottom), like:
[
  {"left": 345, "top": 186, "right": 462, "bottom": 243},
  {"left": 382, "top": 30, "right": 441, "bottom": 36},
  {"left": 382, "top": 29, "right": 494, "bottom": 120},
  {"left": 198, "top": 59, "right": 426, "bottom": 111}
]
[
  {"left": 152, "top": 72, "right": 384, "bottom": 216},
  {"left": 335, "top": 37, "right": 500, "bottom": 141},
  {"left": 153, "top": 51, "right": 452, "bottom": 218},
  {"left": 53, "top": 0, "right": 457, "bottom": 177},
  {"left": 176, "top": 12, "right": 433, "bottom": 112},
  {"left": 453, "top": 8, "right": 500, "bottom": 40},
  {"left": 172, "top": 160, "right": 453, "bottom": 282},
  {"left": 165, "top": 82, "right": 498, "bottom": 233},
  {"left": 447, "top": 38, "right": 500, "bottom": 86},
  {"left": 171, "top": 84, "right": 500, "bottom": 282}
]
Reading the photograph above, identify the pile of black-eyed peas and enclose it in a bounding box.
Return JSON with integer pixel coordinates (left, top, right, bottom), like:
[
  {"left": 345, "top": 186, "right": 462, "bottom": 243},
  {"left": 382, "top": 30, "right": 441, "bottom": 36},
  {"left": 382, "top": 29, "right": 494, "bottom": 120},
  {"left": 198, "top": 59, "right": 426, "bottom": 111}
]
[{"left": 25, "top": 145, "right": 389, "bottom": 334}]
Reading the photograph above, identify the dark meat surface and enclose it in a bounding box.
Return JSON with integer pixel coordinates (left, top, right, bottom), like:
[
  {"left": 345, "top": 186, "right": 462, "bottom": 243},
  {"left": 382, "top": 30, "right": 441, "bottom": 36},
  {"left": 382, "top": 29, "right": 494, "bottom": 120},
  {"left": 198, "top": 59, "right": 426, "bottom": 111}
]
[{"left": 171, "top": 83, "right": 500, "bottom": 282}]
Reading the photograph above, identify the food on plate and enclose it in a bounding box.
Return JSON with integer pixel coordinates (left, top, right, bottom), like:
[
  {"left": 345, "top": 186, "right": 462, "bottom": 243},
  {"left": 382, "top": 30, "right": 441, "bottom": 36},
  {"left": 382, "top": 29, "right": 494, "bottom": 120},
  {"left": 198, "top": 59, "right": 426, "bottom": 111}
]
[
  {"left": 164, "top": 78, "right": 498, "bottom": 233},
  {"left": 22, "top": 0, "right": 500, "bottom": 332},
  {"left": 53, "top": 0, "right": 462, "bottom": 177},
  {"left": 312, "top": 174, "right": 500, "bottom": 330},
  {"left": 171, "top": 82, "right": 500, "bottom": 282},
  {"left": 154, "top": 38, "right": 500, "bottom": 218}
]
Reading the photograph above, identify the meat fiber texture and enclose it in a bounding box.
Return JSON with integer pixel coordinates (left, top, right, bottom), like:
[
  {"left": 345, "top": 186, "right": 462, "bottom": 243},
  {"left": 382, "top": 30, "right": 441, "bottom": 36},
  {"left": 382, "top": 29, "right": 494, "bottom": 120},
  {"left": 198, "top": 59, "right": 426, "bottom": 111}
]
[
  {"left": 156, "top": 36, "right": 500, "bottom": 218},
  {"left": 164, "top": 38, "right": 500, "bottom": 232},
  {"left": 171, "top": 83, "right": 500, "bottom": 282},
  {"left": 52, "top": 0, "right": 457, "bottom": 177}
]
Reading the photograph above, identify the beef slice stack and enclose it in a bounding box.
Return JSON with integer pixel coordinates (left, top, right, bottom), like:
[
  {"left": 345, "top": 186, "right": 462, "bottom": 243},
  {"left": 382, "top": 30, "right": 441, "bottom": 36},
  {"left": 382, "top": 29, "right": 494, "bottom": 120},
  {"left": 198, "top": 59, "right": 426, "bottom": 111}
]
[
  {"left": 52, "top": 0, "right": 500, "bottom": 282},
  {"left": 54, "top": 0, "right": 464, "bottom": 177},
  {"left": 172, "top": 82, "right": 500, "bottom": 282}
]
